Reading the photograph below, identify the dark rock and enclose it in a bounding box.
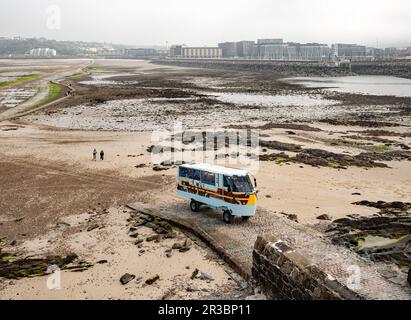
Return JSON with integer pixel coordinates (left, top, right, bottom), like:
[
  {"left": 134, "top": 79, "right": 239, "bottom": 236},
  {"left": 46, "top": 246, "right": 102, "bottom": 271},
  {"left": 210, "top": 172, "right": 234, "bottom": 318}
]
[
  {"left": 129, "top": 231, "right": 139, "bottom": 238},
  {"left": 260, "top": 140, "right": 302, "bottom": 152},
  {"left": 97, "top": 260, "right": 108, "bottom": 264},
  {"left": 408, "top": 269, "right": 411, "bottom": 286},
  {"left": 279, "top": 211, "right": 299, "bottom": 222},
  {"left": 191, "top": 268, "right": 199, "bottom": 280},
  {"left": 172, "top": 242, "right": 183, "bottom": 250},
  {"left": 145, "top": 222, "right": 157, "bottom": 229},
  {"left": 10, "top": 240, "right": 17, "bottom": 246},
  {"left": 146, "top": 234, "right": 161, "bottom": 242},
  {"left": 134, "top": 238, "right": 144, "bottom": 245},
  {"left": 199, "top": 272, "right": 214, "bottom": 281},
  {"left": 317, "top": 214, "right": 332, "bottom": 221},
  {"left": 154, "top": 227, "right": 167, "bottom": 235},
  {"left": 186, "top": 285, "right": 200, "bottom": 292},
  {"left": 153, "top": 165, "right": 169, "bottom": 172},
  {"left": 86, "top": 224, "right": 99, "bottom": 232},
  {"left": 120, "top": 273, "right": 136, "bottom": 285},
  {"left": 179, "top": 247, "right": 191, "bottom": 253},
  {"left": 163, "top": 232, "right": 177, "bottom": 239},
  {"left": 145, "top": 274, "right": 160, "bottom": 285}
]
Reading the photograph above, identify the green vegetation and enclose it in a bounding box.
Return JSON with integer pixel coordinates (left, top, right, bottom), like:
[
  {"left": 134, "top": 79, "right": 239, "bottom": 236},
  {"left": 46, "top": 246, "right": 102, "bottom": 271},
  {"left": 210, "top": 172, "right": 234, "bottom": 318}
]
[
  {"left": 274, "top": 156, "right": 290, "bottom": 165},
  {"left": 353, "top": 234, "right": 407, "bottom": 251},
  {"left": 87, "top": 63, "right": 101, "bottom": 70},
  {"left": 364, "top": 144, "right": 390, "bottom": 152},
  {"left": 66, "top": 71, "right": 85, "bottom": 79},
  {"left": 40, "top": 82, "right": 63, "bottom": 105},
  {"left": 0, "top": 74, "right": 41, "bottom": 88}
]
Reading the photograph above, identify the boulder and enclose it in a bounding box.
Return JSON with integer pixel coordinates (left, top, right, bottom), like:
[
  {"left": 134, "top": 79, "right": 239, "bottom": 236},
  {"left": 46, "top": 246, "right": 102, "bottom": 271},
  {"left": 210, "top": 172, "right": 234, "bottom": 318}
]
[
  {"left": 129, "top": 231, "right": 139, "bottom": 238},
  {"left": 179, "top": 247, "right": 191, "bottom": 253},
  {"left": 145, "top": 274, "right": 160, "bottom": 285},
  {"left": 120, "top": 273, "right": 136, "bottom": 285},
  {"left": 191, "top": 268, "right": 199, "bottom": 280},
  {"left": 134, "top": 238, "right": 144, "bottom": 245},
  {"left": 163, "top": 232, "right": 177, "bottom": 239},
  {"left": 172, "top": 242, "right": 183, "bottom": 250},
  {"left": 145, "top": 222, "right": 157, "bottom": 230},
  {"left": 146, "top": 234, "right": 161, "bottom": 242},
  {"left": 287, "top": 214, "right": 299, "bottom": 223}
]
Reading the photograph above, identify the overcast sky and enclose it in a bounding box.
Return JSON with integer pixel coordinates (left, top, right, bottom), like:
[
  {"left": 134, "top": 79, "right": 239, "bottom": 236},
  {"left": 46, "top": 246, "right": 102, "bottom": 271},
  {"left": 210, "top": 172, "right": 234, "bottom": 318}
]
[{"left": 1, "top": 0, "right": 410, "bottom": 47}]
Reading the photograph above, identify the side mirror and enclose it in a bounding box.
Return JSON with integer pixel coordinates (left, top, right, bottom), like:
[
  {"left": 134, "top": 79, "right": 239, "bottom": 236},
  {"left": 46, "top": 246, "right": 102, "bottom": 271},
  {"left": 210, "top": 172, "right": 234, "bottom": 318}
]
[{"left": 254, "top": 178, "right": 257, "bottom": 188}]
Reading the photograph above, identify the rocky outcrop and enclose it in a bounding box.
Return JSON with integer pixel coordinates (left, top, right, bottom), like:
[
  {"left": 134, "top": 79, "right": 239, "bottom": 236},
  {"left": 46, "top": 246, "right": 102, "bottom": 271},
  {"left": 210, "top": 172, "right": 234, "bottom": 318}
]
[{"left": 252, "top": 235, "right": 363, "bottom": 300}]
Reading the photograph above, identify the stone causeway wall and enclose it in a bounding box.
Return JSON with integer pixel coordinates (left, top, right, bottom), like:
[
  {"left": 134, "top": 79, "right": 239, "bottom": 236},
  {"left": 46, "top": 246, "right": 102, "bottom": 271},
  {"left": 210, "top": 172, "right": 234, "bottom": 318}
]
[{"left": 252, "top": 235, "right": 364, "bottom": 300}]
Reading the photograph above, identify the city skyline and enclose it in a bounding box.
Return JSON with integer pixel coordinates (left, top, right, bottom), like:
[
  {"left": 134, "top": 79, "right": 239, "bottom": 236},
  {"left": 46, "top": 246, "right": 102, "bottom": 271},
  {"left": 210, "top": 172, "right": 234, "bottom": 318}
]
[{"left": 0, "top": 0, "right": 411, "bottom": 48}]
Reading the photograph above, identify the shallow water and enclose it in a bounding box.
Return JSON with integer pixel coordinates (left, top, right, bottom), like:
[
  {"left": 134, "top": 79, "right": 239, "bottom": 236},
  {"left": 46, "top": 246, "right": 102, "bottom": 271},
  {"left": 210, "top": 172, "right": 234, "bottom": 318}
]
[
  {"left": 0, "top": 88, "right": 37, "bottom": 108},
  {"left": 285, "top": 75, "right": 411, "bottom": 97},
  {"left": 357, "top": 235, "right": 400, "bottom": 250},
  {"left": 209, "top": 92, "right": 336, "bottom": 107}
]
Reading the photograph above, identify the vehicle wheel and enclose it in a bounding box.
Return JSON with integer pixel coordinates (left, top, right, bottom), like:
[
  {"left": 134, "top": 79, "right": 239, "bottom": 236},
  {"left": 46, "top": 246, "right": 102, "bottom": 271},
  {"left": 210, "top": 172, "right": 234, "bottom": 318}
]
[
  {"left": 223, "top": 211, "right": 233, "bottom": 224},
  {"left": 241, "top": 216, "right": 251, "bottom": 221},
  {"left": 190, "top": 200, "right": 200, "bottom": 212}
]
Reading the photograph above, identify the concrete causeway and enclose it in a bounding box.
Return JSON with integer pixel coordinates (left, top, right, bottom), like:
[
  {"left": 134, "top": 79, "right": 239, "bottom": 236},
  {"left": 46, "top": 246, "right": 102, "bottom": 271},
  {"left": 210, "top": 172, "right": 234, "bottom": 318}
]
[{"left": 130, "top": 202, "right": 411, "bottom": 300}]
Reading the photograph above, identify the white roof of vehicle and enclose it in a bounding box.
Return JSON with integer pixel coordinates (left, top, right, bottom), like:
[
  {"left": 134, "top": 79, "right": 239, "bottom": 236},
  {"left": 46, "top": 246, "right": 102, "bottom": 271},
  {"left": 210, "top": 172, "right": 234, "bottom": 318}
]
[{"left": 180, "top": 163, "right": 249, "bottom": 176}]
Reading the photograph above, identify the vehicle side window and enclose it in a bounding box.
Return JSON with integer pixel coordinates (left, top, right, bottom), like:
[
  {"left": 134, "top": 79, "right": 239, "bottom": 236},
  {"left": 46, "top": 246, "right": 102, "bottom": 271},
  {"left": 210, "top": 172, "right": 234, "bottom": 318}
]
[
  {"left": 179, "top": 167, "right": 188, "bottom": 178},
  {"left": 201, "top": 171, "right": 215, "bottom": 186},
  {"left": 189, "top": 169, "right": 201, "bottom": 181},
  {"left": 223, "top": 175, "right": 230, "bottom": 188},
  {"left": 224, "top": 175, "right": 235, "bottom": 192}
]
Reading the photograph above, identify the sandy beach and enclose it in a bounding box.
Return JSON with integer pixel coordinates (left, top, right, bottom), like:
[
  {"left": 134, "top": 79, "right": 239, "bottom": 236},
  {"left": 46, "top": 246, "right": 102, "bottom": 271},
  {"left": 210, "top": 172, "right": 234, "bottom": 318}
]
[{"left": 0, "top": 59, "right": 410, "bottom": 299}]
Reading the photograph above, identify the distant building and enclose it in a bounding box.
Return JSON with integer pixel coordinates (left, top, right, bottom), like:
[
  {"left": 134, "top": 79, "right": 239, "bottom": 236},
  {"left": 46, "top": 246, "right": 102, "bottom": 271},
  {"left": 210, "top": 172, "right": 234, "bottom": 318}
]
[
  {"left": 236, "top": 41, "right": 255, "bottom": 58},
  {"left": 125, "top": 48, "right": 156, "bottom": 57},
  {"left": 299, "top": 43, "right": 331, "bottom": 61},
  {"left": 257, "top": 39, "right": 283, "bottom": 45},
  {"left": 170, "top": 45, "right": 183, "bottom": 57},
  {"left": 384, "top": 47, "right": 399, "bottom": 59},
  {"left": 332, "top": 43, "right": 366, "bottom": 61},
  {"left": 366, "top": 47, "right": 384, "bottom": 60},
  {"left": 256, "top": 43, "right": 294, "bottom": 60},
  {"left": 170, "top": 45, "right": 222, "bottom": 59},
  {"left": 254, "top": 39, "right": 298, "bottom": 60},
  {"left": 218, "top": 41, "right": 255, "bottom": 58},
  {"left": 29, "top": 48, "right": 57, "bottom": 57},
  {"left": 218, "top": 42, "right": 238, "bottom": 58}
]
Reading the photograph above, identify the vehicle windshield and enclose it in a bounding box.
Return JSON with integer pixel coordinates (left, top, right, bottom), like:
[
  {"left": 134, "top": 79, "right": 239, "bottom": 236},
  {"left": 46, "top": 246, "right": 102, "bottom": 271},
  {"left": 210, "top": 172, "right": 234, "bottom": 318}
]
[{"left": 225, "top": 175, "right": 254, "bottom": 193}]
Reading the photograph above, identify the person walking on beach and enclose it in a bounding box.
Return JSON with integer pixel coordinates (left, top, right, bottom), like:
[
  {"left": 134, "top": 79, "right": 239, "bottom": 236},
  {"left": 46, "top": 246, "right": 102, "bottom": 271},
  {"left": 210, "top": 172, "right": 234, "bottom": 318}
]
[
  {"left": 92, "top": 149, "right": 97, "bottom": 161},
  {"left": 100, "top": 150, "right": 105, "bottom": 161}
]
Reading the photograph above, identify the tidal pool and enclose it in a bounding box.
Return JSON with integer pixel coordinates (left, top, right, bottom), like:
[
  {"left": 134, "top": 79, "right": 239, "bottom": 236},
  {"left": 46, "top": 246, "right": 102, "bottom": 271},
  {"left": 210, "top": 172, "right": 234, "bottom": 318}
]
[
  {"left": 285, "top": 75, "right": 411, "bottom": 98},
  {"left": 208, "top": 92, "right": 337, "bottom": 107}
]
